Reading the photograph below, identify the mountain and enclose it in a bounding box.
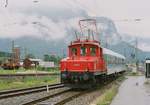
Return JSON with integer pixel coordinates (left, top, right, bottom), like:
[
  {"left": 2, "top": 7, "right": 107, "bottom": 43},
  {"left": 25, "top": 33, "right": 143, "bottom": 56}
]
[
  {"left": 0, "top": 37, "right": 68, "bottom": 59},
  {"left": 110, "top": 42, "right": 146, "bottom": 62},
  {"left": 0, "top": 17, "right": 149, "bottom": 61}
]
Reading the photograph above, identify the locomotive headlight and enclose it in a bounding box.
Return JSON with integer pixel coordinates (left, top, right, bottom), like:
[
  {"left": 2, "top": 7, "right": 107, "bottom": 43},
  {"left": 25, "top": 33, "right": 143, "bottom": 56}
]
[
  {"left": 61, "top": 71, "right": 68, "bottom": 79},
  {"left": 61, "top": 73, "right": 67, "bottom": 79},
  {"left": 85, "top": 68, "right": 88, "bottom": 72},
  {"left": 83, "top": 73, "right": 89, "bottom": 80}
]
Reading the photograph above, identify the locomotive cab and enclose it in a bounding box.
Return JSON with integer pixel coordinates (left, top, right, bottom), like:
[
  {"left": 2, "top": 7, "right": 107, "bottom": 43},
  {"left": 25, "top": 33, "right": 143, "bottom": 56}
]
[
  {"left": 60, "top": 40, "right": 106, "bottom": 87},
  {"left": 61, "top": 40, "right": 106, "bottom": 71}
]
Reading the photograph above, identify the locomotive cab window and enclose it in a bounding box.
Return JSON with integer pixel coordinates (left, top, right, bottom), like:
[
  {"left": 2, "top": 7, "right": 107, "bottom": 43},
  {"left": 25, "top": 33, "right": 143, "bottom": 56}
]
[
  {"left": 90, "top": 47, "right": 96, "bottom": 56},
  {"left": 72, "top": 48, "right": 77, "bottom": 56},
  {"left": 81, "top": 47, "right": 87, "bottom": 56}
]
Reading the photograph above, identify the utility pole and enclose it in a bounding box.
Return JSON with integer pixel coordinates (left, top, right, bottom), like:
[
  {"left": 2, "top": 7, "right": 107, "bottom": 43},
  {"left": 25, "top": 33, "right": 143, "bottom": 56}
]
[
  {"left": 12, "top": 40, "right": 15, "bottom": 61},
  {"left": 135, "top": 38, "right": 139, "bottom": 71},
  {"left": 105, "top": 35, "right": 108, "bottom": 48},
  {"left": 62, "top": 48, "right": 65, "bottom": 58},
  {"left": 124, "top": 47, "right": 126, "bottom": 59},
  {"left": 12, "top": 40, "right": 14, "bottom": 53},
  {"left": 24, "top": 47, "right": 27, "bottom": 58}
]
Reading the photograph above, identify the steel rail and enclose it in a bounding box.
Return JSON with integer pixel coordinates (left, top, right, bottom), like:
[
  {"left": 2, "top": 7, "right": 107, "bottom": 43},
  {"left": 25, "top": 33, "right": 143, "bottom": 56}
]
[
  {"left": 54, "top": 91, "right": 86, "bottom": 105},
  {"left": 22, "top": 89, "right": 72, "bottom": 105},
  {"left": 0, "top": 73, "right": 59, "bottom": 77},
  {"left": 0, "top": 83, "right": 64, "bottom": 99}
]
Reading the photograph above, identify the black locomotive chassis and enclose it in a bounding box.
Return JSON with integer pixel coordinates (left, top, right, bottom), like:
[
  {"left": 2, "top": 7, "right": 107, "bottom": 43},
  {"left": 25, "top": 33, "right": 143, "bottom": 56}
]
[
  {"left": 61, "top": 71, "right": 107, "bottom": 86},
  {"left": 61, "top": 70, "right": 125, "bottom": 88}
]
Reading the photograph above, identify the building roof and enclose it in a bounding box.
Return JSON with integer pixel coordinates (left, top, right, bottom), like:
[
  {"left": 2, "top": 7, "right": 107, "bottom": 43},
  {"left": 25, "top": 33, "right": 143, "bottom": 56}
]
[{"left": 29, "top": 58, "right": 42, "bottom": 62}]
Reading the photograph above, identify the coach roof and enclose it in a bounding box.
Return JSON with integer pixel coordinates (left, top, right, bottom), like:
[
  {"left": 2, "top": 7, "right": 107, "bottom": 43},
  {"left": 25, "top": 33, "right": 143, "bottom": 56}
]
[{"left": 103, "top": 48, "right": 125, "bottom": 59}]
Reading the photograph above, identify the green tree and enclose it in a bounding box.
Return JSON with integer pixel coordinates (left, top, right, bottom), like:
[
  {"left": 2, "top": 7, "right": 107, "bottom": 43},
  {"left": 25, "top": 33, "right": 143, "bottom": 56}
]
[
  {"left": 43, "top": 54, "right": 62, "bottom": 65},
  {"left": 26, "top": 53, "right": 35, "bottom": 58},
  {"left": 44, "top": 54, "right": 50, "bottom": 61}
]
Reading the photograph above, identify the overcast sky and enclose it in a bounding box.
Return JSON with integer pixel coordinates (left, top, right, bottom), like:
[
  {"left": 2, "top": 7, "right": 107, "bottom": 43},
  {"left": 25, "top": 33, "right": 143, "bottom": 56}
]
[{"left": 0, "top": 0, "right": 150, "bottom": 51}]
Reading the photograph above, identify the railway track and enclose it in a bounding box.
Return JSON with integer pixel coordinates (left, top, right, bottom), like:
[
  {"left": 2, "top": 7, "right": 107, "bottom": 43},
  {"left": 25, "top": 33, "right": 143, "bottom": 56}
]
[
  {"left": 22, "top": 89, "right": 87, "bottom": 105},
  {"left": 0, "top": 73, "right": 59, "bottom": 78},
  {"left": 54, "top": 90, "right": 87, "bottom": 105},
  {"left": 22, "top": 89, "right": 72, "bottom": 105},
  {"left": 0, "top": 73, "right": 125, "bottom": 105},
  {"left": 21, "top": 83, "right": 108, "bottom": 105},
  {"left": 0, "top": 83, "right": 64, "bottom": 99}
]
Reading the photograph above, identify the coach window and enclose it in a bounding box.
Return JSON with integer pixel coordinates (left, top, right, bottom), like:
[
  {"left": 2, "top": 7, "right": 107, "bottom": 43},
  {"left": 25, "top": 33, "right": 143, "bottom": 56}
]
[
  {"left": 117, "top": 58, "right": 119, "bottom": 64},
  {"left": 108, "top": 55, "right": 111, "bottom": 64},
  {"left": 119, "top": 58, "right": 121, "bottom": 64},
  {"left": 90, "top": 47, "right": 96, "bottom": 56},
  {"left": 72, "top": 48, "right": 77, "bottom": 56},
  {"left": 122, "top": 59, "right": 124, "bottom": 64},
  {"left": 81, "top": 47, "right": 87, "bottom": 56},
  {"left": 118, "top": 58, "right": 120, "bottom": 64},
  {"left": 115, "top": 57, "right": 117, "bottom": 63}
]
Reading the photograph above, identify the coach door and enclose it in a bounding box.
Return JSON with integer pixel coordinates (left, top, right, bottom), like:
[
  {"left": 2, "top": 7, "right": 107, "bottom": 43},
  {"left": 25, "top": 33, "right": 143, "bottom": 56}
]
[{"left": 146, "top": 60, "right": 150, "bottom": 78}]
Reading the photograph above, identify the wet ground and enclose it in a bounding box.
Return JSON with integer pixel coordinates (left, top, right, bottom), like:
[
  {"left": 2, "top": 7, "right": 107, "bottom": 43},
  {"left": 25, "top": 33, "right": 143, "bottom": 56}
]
[{"left": 111, "top": 76, "right": 150, "bottom": 105}]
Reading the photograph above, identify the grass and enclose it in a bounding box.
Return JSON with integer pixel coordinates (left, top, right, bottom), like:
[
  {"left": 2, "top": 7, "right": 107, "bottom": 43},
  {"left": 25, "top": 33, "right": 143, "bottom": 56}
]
[
  {"left": 144, "top": 79, "right": 150, "bottom": 85},
  {"left": 97, "top": 85, "right": 118, "bottom": 105},
  {"left": 0, "top": 76, "right": 60, "bottom": 91},
  {"left": 144, "top": 81, "right": 150, "bottom": 84},
  {"left": 91, "top": 76, "right": 125, "bottom": 105},
  {"left": 127, "top": 71, "right": 143, "bottom": 76},
  {"left": 0, "top": 67, "right": 60, "bottom": 90},
  {"left": 0, "top": 67, "right": 60, "bottom": 74},
  {"left": 37, "top": 66, "right": 60, "bottom": 73},
  {"left": 0, "top": 69, "right": 24, "bottom": 74}
]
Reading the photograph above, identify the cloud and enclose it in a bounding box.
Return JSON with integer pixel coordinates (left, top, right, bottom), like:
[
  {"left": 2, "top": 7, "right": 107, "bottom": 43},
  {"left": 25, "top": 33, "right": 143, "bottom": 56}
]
[
  {"left": 139, "top": 42, "right": 150, "bottom": 52},
  {"left": 115, "top": 19, "right": 150, "bottom": 38},
  {"left": 0, "top": 0, "right": 150, "bottom": 51},
  {"left": 0, "top": 12, "right": 67, "bottom": 39},
  {"left": 0, "top": 0, "right": 88, "bottom": 40},
  {"left": 0, "top": 12, "right": 86, "bottom": 40},
  {"left": 0, "top": 0, "right": 87, "bottom": 19}
]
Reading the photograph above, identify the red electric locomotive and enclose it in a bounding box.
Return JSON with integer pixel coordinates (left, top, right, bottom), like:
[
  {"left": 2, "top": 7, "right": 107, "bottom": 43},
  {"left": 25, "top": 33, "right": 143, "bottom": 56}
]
[{"left": 60, "top": 19, "right": 125, "bottom": 88}]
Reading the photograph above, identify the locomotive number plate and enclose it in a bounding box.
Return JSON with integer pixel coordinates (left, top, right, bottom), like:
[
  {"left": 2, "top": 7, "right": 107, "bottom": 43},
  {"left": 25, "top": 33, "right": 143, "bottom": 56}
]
[{"left": 73, "top": 64, "right": 80, "bottom": 66}]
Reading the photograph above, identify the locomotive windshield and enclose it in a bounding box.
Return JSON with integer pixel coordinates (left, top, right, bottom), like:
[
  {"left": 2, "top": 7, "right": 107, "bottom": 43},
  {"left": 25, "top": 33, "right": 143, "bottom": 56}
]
[
  {"left": 72, "top": 48, "right": 77, "bottom": 56},
  {"left": 90, "top": 47, "right": 96, "bottom": 56},
  {"left": 70, "top": 45, "right": 98, "bottom": 57},
  {"left": 80, "top": 46, "right": 96, "bottom": 56},
  {"left": 81, "top": 47, "right": 87, "bottom": 56}
]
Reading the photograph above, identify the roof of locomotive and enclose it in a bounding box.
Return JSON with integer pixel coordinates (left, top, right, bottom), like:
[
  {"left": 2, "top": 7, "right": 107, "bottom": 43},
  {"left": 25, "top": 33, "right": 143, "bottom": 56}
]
[
  {"left": 103, "top": 48, "right": 125, "bottom": 59},
  {"left": 69, "top": 40, "right": 100, "bottom": 47}
]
